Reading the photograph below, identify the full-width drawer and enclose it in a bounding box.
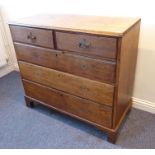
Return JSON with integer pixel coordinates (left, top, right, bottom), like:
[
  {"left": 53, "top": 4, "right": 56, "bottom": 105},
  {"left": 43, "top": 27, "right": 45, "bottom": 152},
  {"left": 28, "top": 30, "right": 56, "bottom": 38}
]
[
  {"left": 15, "top": 43, "right": 116, "bottom": 84},
  {"left": 19, "top": 62, "right": 114, "bottom": 106},
  {"left": 56, "top": 31, "right": 117, "bottom": 59},
  {"left": 23, "top": 80, "right": 112, "bottom": 128},
  {"left": 10, "top": 25, "right": 54, "bottom": 48}
]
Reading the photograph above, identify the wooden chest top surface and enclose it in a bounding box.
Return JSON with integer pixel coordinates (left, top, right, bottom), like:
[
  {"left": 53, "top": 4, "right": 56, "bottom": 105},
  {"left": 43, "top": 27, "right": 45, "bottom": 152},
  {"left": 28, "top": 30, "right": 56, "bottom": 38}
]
[{"left": 9, "top": 14, "right": 140, "bottom": 36}]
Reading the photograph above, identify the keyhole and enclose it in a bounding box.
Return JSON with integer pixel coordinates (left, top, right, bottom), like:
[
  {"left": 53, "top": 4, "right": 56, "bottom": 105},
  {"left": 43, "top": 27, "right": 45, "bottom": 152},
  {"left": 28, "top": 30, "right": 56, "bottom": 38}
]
[{"left": 81, "top": 64, "right": 87, "bottom": 70}]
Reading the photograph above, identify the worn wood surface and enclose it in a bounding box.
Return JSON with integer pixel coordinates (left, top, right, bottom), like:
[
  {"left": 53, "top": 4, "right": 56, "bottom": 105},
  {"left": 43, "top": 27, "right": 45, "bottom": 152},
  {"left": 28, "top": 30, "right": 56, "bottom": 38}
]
[
  {"left": 113, "top": 22, "right": 140, "bottom": 127},
  {"left": 9, "top": 14, "right": 140, "bottom": 36},
  {"left": 56, "top": 31, "right": 117, "bottom": 59},
  {"left": 10, "top": 25, "right": 54, "bottom": 48},
  {"left": 15, "top": 43, "right": 116, "bottom": 84},
  {"left": 9, "top": 14, "right": 141, "bottom": 143},
  {"left": 19, "top": 61, "right": 114, "bottom": 106},
  {"left": 23, "top": 80, "right": 112, "bottom": 128}
]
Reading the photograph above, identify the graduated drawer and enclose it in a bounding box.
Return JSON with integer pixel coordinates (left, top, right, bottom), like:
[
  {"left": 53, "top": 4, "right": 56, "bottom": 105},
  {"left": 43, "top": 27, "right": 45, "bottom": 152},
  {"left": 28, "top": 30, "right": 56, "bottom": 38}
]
[
  {"left": 15, "top": 43, "right": 116, "bottom": 84},
  {"left": 56, "top": 31, "right": 117, "bottom": 59},
  {"left": 19, "top": 62, "right": 114, "bottom": 106},
  {"left": 10, "top": 25, "right": 54, "bottom": 48},
  {"left": 23, "top": 80, "right": 112, "bottom": 128}
]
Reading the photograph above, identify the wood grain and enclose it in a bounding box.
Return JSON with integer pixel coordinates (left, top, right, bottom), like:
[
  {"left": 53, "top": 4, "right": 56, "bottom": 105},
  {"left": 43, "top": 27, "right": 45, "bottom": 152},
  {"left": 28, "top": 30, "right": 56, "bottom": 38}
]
[
  {"left": 15, "top": 43, "right": 116, "bottom": 84},
  {"left": 10, "top": 25, "right": 54, "bottom": 48},
  {"left": 9, "top": 14, "right": 141, "bottom": 143},
  {"left": 9, "top": 14, "right": 140, "bottom": 36},
  {"left": 23, "top": 79, "right": 112, "bottom": 128},
  {"left": 56, "top": 31, "right": 117, "bottom": 59},
  {"left": 113, "top": 22, "right": 140, "bottom": 127},
  {"left": 19, "top": 61, "right": 114, "bottom": 106}
]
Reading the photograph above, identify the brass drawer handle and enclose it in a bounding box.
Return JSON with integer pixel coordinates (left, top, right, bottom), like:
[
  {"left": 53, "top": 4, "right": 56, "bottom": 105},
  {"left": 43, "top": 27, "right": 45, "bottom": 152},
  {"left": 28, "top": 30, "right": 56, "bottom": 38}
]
[
  {"left": 79, "top": 39, "right": 91, "bottom": 49},
  {"left": 27, "top": 32, "right": 36, "bottom": 42}
]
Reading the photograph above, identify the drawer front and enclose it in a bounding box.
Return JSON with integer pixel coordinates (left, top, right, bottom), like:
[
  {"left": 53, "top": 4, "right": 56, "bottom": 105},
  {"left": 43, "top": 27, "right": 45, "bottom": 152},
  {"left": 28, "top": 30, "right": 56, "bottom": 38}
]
[
  {"left": 10, "top": 25, "right": 54, "bottom": 48},
  {"left": 56, "top": 31, "right": 117, "bottom": 59},
  {"left": 23, "top": 80, "right": 112, "bottom": 128},
  {"left": 15, "top": 43, "right": 116, "bottom": 84},
  {"left": 19, "top": 62, "right": 114, "bottom": 106}
]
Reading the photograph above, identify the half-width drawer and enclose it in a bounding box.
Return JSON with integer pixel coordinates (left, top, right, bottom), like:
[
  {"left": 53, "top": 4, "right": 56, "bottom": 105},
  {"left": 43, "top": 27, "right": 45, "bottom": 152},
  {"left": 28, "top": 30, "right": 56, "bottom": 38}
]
[
  {"left": 56, "top": 31, "right": 117, "bottom": 59},
  {"left": 19, "top": 62, "right": 114, "bottom": 106},
  {"left": 10, "top": 25, "right": 54, "bottom": 48},
  {"left": 15, "top": 43, "right": 116, "bottom": 84},
  {"left": 23, "top": 80, "right": 112, "bottom": 128}
]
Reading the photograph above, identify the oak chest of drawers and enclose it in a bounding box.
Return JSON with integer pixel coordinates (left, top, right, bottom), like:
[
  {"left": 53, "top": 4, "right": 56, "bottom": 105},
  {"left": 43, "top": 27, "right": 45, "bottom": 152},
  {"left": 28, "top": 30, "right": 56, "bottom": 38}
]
[{"left": 9, "top": 14, "right": 140, "bottom": 143}]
